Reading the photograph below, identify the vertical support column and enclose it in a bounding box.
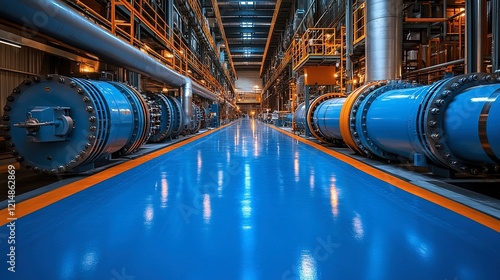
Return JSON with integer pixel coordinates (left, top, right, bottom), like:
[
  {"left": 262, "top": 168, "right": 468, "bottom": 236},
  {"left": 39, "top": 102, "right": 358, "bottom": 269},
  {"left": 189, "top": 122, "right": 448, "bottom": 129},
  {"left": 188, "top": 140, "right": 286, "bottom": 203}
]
[
  {"left": 166, "top": 0, "right": 173, "bottom": 37},
  {"left": 443, "top": 0, "right": 447, "bottom": 40},
  {"left": 304, "top": 86, "right": 310, "bottom": 137},
  {"left": 493, "top": 0, "right": 500, "bottom": 72},
  {"left": 345, "top": 0, "right": 354, "bottom": 93},
  {"left": 111, "top": 0, "right": 116, "bottom": 35},
  {"left": 466, "top": 0, "right": 485, "bottom": 73},
  {"left": 365, "top": 0, "right": 403, "bottom": 82}
]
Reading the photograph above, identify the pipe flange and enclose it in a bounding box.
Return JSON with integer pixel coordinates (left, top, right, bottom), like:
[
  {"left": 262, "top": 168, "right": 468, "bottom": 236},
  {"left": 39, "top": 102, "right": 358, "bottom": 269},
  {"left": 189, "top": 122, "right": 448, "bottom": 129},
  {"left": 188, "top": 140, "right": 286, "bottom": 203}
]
[
  {"left": 421, "top": 73, "right": 500, "bottom": 174},
  {"left": 357, "top": 81, "right": 418, "bottom": 159},
  {"left": 167, "top": 96, "right": 183, "bottom": 138},
  {"left": 341, "top": 81, "right": 387, "bottom": 156},
  {"left": 146, "top": 93, "right": 172, "bottom": 143},
  {"left": 110, "top": 82, "right": 151, "bottom": 156},
  {"left": 3, "top": 75, "right": 98, "bottom": 172},
  {"left": 307, "top": 93, "right": 345, "bottom": 145}
]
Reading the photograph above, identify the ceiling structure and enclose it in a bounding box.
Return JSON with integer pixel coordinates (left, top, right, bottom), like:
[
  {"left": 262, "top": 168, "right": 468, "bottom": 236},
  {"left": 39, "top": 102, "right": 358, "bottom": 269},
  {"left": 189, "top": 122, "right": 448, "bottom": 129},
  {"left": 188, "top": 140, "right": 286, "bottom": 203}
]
[{"left": 207, "top": 0, "right": 293, "bottom": 74}]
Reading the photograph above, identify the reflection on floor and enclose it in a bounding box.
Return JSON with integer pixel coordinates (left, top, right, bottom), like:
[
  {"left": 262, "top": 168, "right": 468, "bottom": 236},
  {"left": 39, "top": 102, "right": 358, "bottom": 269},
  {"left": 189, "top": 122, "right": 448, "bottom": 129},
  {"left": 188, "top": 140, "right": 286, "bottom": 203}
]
[{"left": 1, "top": 119, "right": 499, "bottom": 279}]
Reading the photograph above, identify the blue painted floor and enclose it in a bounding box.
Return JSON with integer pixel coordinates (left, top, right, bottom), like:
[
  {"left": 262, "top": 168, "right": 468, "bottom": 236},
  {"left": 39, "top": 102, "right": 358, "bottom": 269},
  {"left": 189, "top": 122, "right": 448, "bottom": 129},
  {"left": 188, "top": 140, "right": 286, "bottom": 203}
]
[{"left": 1, "top": 119, "right": 500, "bottom": 279}]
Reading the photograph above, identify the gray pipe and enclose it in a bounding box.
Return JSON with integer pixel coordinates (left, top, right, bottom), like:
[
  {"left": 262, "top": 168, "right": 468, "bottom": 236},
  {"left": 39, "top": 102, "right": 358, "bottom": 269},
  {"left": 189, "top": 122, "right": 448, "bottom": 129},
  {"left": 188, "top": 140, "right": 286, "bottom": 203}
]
[
  {"left": 365, "top": 0, "right": 402, "bottom": 81},
  {"left": 0, "top": 0, "right": 218, "bottom": 124},
  {"left": 182, "top": 82, "right": 193, "bottom": 126}
]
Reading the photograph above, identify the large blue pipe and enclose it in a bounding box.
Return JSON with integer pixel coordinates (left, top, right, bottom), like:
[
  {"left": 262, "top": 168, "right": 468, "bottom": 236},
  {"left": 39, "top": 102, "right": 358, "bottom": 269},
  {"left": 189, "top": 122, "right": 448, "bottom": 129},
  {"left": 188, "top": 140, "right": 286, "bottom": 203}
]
[
  {"left": 3, "top": 75, "right": 204, "bottom": 173},
  {"left": 308, "top": 94, "right": 346, "bottom": 145},
  {"left": 306, "top": 73, "right": 500, "bottom": 175},
  {"left": 3, "top": 75, "right": 151, "bottom": 173}
]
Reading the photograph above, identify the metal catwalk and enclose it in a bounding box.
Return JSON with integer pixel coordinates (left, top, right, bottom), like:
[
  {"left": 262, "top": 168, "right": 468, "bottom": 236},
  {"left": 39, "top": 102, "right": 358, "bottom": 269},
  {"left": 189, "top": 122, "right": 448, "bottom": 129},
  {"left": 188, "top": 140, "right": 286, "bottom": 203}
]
[{"left": 1, "top": 119, "right": 499, "bottom": 279}]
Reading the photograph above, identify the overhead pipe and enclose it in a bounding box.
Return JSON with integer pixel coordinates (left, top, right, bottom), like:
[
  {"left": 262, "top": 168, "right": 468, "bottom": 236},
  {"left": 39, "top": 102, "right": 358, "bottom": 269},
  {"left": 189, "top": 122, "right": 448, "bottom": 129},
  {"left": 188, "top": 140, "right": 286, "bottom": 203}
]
[
  {"left": 304, "top": 73, "right": 500, "bottom": 175},
  {"left": 0, "top": 0, "right": 218, "bottom": 125}
]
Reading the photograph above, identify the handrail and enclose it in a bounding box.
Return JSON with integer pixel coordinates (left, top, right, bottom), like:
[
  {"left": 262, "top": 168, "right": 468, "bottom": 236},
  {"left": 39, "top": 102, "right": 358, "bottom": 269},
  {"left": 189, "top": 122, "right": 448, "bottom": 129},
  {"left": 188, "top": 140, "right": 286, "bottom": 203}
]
[
  {"left": 353, "top": 2, "right": 365, "bottom": 45},
  {"left": 292, "top": 28, "right": 341, "bottom": 71},
  {"left": 71, "top": 0, "right": 227, "bottom": 97}
]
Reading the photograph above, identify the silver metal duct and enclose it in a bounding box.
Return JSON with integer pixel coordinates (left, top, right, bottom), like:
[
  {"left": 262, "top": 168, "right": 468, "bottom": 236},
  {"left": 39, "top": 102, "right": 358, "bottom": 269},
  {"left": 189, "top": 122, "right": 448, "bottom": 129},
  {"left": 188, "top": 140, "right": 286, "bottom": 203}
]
[
  {"left": 0, "top": 0, "right": 219, "bottom": 122},
  {"left": 182, "top": 83, "right": 193, "bottom": 126},
  {"left": 365, "top": 0, "right": 403, "bottom": 82}
]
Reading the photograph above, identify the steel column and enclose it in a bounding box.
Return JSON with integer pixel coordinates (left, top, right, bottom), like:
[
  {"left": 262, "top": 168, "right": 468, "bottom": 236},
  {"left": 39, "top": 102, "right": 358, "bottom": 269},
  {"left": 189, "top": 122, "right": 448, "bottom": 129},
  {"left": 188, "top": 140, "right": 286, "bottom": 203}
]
[
  {"left": 465, "top": 0, "right": 486, "bottom": 73},
  {"left": 345, "top": 0, "right": 354, "bottom": 92},
  {"left": 492, "top": 0, "right": 499, "bottom": 71}
]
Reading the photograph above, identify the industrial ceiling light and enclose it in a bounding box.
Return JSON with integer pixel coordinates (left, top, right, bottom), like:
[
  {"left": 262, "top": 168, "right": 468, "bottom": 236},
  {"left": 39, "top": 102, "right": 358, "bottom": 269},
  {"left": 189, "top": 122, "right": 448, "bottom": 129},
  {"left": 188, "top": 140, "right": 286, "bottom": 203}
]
[{"left": 0, "top": 38, "right": 21, "bottom": 48}]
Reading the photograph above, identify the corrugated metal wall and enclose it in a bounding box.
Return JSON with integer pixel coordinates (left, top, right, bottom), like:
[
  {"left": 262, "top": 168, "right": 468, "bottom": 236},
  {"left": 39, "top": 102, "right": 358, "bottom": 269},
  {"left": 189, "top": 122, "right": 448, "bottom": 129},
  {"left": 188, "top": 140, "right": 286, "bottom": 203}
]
[{"left": 0, "top": 44, "right": 44, "bottom": 116}]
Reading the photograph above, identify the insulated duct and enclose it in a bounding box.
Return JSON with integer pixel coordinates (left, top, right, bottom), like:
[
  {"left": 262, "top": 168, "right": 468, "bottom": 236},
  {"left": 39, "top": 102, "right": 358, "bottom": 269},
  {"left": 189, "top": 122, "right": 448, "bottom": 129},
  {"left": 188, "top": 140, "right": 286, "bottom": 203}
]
[
  {"left": 0, "top": 0, "right": 219, "bottom": 125},
  {"left": 365, "top": 0, "right": 403, "bottom": 81}
]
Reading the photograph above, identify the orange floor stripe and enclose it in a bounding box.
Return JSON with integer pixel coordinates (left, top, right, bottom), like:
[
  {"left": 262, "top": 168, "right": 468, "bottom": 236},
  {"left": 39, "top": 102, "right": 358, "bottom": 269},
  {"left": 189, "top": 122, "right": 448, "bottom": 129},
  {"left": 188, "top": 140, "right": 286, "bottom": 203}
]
[
  {"left": 0, "top": 123, "right": 233, "bottom": 226},
  {"left": 270, "top": 125, "right": 500, "bottom": 233}
]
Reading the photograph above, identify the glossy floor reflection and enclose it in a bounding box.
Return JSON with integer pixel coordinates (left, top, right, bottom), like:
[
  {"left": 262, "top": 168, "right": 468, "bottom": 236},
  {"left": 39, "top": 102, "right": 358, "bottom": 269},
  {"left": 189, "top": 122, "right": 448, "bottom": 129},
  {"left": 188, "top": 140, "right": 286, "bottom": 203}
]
[{"left": 1, "top": 119, "right": 499, "bottom": 279}]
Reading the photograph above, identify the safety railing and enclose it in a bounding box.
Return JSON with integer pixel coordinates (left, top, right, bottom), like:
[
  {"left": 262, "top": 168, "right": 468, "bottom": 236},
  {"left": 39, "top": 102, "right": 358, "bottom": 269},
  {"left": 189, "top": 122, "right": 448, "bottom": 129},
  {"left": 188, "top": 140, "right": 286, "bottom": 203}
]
[
  {"left": 353, "top": 2, "right": 365, "bottom": 45},
  {"left": 291, "top": 28, "right": 341, "bottom": 71},
  {"left": 70, "top": 0, "right": 227, "bottom": 97},
  {"left": 236, "top": 92, "right": 262, "bottom": 103},
  {"left": 185, "top": 0, "right": 217, "bottom": 54}
]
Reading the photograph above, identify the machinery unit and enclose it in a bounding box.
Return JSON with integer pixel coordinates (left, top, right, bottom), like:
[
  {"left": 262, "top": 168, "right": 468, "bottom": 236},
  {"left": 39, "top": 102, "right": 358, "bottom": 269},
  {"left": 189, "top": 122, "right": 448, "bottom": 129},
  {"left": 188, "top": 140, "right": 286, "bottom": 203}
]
[
  {"left": 304, "top": 73, "right": 500, "bottom": 176},
  {"left": 3, "top": 75, "right": 203, "bottom": 174}
]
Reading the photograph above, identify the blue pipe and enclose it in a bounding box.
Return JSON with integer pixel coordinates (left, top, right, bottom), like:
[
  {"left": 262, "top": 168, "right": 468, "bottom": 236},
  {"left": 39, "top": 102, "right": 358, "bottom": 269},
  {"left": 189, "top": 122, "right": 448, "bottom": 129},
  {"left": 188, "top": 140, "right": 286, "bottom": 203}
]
[
  {"left": 305, "top": 73, "right": 500, "bottom": 175},
  {"left": 443, "top": 84, "right": 500, "bottom": 165},
  {"left": 4, "top": 75, "right": 151, "bottom": 173},
  {"left": 311, "top": 97, "right": 346, "bottom": 141}
]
